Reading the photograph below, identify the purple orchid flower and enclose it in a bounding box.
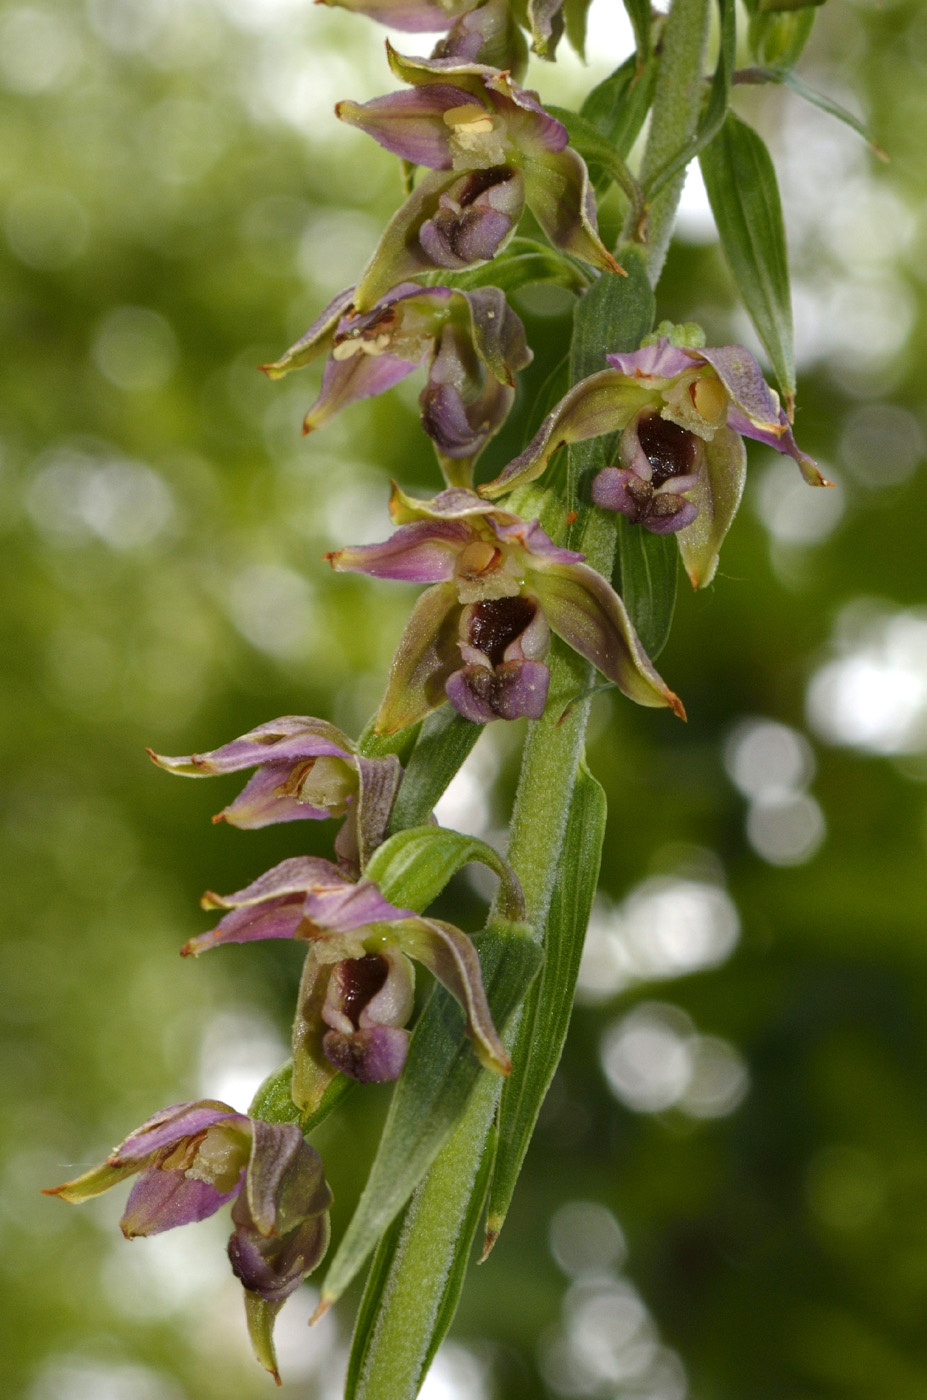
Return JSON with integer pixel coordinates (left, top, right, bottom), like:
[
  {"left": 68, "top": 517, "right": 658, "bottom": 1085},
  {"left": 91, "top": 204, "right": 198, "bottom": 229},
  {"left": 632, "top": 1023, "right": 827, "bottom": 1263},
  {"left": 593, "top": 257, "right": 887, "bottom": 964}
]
[
  {"left": 317, "top": 0, "right": 584, "bottom": 66},
  {"left": 148, "top": 716, "right": 401, "bottom": 875},
  {"left": 292, "top": 942, "right": 417, "bottom": 1113},
  {"left": 186, "top": 854, "right": 511, "bottom": 1094},
  {"left": 326, "top": 485, "right": 684, "bottom": 730},
  {"left": 481, "top": 335, "right": 830, "bottom": 589},
  {"left": 262, "top": 282, "right": 531, "bottom": 488},
  {"left": 339, "top": 45, "right": 620, "bottom": 310},
  {"left": 46, "top": 1101, "right": 331, "bottom": 1381}
]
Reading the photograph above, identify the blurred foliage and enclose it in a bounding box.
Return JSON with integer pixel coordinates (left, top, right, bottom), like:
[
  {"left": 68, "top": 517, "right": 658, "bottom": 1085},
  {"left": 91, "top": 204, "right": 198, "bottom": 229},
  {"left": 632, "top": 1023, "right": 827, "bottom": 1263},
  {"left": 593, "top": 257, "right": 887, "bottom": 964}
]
[{"left": 3, "top": 1, "right": 927, "bottom": 1398}]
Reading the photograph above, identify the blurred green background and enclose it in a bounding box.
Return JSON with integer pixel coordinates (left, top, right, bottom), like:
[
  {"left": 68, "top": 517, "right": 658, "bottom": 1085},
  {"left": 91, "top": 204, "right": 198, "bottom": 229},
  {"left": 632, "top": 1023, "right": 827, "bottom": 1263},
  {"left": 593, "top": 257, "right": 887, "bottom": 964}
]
[{"left": 3, "top": 1, "right": 927, "bottom": 1397}]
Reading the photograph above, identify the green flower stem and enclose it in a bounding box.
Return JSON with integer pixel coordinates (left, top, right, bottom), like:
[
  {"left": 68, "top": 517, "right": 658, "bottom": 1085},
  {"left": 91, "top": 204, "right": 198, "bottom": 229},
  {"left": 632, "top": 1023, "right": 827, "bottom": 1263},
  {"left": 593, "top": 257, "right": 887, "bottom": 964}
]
[
  {"left": 624, "top": 0, "right": 711, "bottom": 281},
  {"left": 346, "top": 16, "right": 707, "bottom": 1378},
  {"left": 350, "top": 1065, "right": 499, "bottom": 1400}
]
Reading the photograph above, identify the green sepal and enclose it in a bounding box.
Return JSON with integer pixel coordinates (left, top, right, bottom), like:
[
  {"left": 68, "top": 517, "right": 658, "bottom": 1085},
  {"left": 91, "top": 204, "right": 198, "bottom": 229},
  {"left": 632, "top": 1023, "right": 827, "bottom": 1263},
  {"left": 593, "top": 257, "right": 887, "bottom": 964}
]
[
  {"left": 318, "top": 922, "right": 542, "bottom": 1309},
  {"left": 700, "top": 111, "right": 796, "bottom": 405},
  {"left": 484, "top": 763, "right": 605, "bottom": 1253},
  {"left": 43, "top": 1158, "right": 140, "bottom": 1204},
  {"left": 644, "top": 0, "right": 736, "bottom": 203},
  {"left": 243, "top": 1291, "right": 284, "bottom": 1385},
  {"left": 365, "top": 825, "right": 526, "bottom": 922},
  {"left": 345, "top": 1123, "right": 496, "bottom": 1400},
  {"left": 388, "top": 708, "right": 483, "bottom": 834},
  {"left": 581, "top": 53, "right": 658, "bottom": 165},
  {"left": 562, "top": 0, "right": 594, "bottom": 61},
  {"left": 621, "top": 0, "right": 655, "bottom": 56},
  {"left": 546, "top": 106, "right": 645, "bottom": 226},
  {"left": 248, "top": 1056, "right": 355, "bottom": 1133}
]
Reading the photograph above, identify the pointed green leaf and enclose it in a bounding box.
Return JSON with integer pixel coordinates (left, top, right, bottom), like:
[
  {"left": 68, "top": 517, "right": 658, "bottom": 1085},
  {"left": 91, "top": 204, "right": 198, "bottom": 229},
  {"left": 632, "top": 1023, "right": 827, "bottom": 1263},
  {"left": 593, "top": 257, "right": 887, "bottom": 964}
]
[
  {"left": 774, "top": 67, "right": 886, "bottom": 158},
  {"left": 387, "top": 708, "right": 482, "bottom": 833},
  {"left": 621, "top": 0, "right": 654, "bottom": 56},
  {"left": 365, "top": 825, "right": 525, "bottom": 922},
  {"left": 345, "top": 1124, "right": 495, "bottom": 1400},
  {"left": 613, "top": 521, "right": 678, "bottom": 658},
  {"left": 699, "top": 111, "right": 795, "bottom": 402},
  {"left": 484, "top": 764, "right": 605, "bottom": 1251},
  {"left": 318, "top": 922, "right": 542, "bottom": 1309},
  {"left": 581, "top": 54, "right": 658, "bottom": 167}
]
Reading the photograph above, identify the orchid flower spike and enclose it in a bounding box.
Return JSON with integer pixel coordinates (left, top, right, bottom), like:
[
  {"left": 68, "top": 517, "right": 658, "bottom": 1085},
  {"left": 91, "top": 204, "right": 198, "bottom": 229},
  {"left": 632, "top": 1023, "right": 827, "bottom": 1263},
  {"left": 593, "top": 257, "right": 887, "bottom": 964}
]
[
  {"left": 148, "top": 716, "right": 401, "bottom": 875},
  {"left": 46, "top": 1102, "right": 332, "bottom": 1382},
  {"left": 262, "top": 282, "right": 531, "bottom": 488},
  {"left": 481, "top": 335, "right": 829, "bottom": 589},
  {"left": 327, "top": 485, "right": 684, "bottom": 730},
  {"left": 339, "top": 45, "right": 620, "bottom": 309},
  {"left": 187, "top": 854, "right": 511, "bottom": 1093}
]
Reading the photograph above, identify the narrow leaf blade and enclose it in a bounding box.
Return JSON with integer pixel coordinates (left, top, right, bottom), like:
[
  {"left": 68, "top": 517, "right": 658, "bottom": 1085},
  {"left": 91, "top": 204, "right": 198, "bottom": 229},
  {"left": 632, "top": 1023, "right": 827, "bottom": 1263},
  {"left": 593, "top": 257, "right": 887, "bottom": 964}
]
[
  {"left": 345, "top": 1125, "right": 495, "bottom": 1400},
  {"left": 319, "top": 924, "right": 542, "bottom": 1307},
  {"left": 699, "top": 111, "right": 795, "bottom": 401},
  {"left": 614, "top": 520, "right": 678, "bottom": 659},
  {"left": 581, "top": 54, "right": 658, "bottom": 165},
  {"left": 388, "top": 709, "right": 482, "bottom": 833},
  {"left": 485, "top": 764, "right": 606, "bottom": 1250}
]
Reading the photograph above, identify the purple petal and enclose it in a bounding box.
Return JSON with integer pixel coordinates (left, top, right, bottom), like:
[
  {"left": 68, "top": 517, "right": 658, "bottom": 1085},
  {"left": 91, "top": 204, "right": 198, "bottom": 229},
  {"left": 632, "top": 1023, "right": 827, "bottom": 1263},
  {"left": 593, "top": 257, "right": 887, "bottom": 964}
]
[
  {"left": 337, "top": 86, "right": 474, "bottom": 168},
  {"left": 486, "top": 512, "right": 585, "bottom": 565},
  {"left": 301, "top": 877, "right": 415, "bottom": 935},
  {"left": 328, "top": 518, "right": 473, "bottom": 582},
  {"left": 317, "top": 0, "right": 459, "bottom": 32},
  {"left": 304, "top": 347, "right": 421, "bottom": 435},
  {"left": 202, "top": 856, "right": 349, "bottom": 910},
  {"left": 430, "top": 0, "right": 529, "bottom": 76},
  {"left": 446, "top": 659, "right": 550, "bottom": 722},
  {"left": 149, "top": 716, "right": 354, "bottom": 778},
  {"left": 694, "top": 344, "right": 783, "bottom": 434},
  {"left": 483, "top": 72, "right": 568, "bottom": 154},
  {"left": 353, "top": 168, "right": 522, "bottom": 310},
  {"left": 217, "top": 764, "right": 332, "bottom": 830},
  {"left": 606, "top": 338, "right": 698, "bottom": 382},
  {"left": 185, "top": 894, "right": 307, "bottom": 955},
  {"left": 322, "top": 1025, "right": 410, "bottom": 1082},
  {"left": 121, "top": 1167, "right": 240, "bottom": 1238},
  {"left": 422, "top": 377, "right": 511, "bottom": 459},
  {"left": 419, "top": 168, "right": 521, "bottom": 268},
  {"left": 591, "top": 467, "right": 699, "bottom": 535},
  {"left": 116, "top": 1101, "right": 246, "bottom": 1162}
]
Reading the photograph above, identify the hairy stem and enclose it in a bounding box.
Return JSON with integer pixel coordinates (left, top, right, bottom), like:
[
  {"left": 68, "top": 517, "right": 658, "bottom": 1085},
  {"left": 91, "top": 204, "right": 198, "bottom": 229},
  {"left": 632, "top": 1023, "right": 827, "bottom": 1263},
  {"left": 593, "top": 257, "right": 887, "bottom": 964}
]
[{"left": 625, "top": 0, "right": 712, "bottom": 282}]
